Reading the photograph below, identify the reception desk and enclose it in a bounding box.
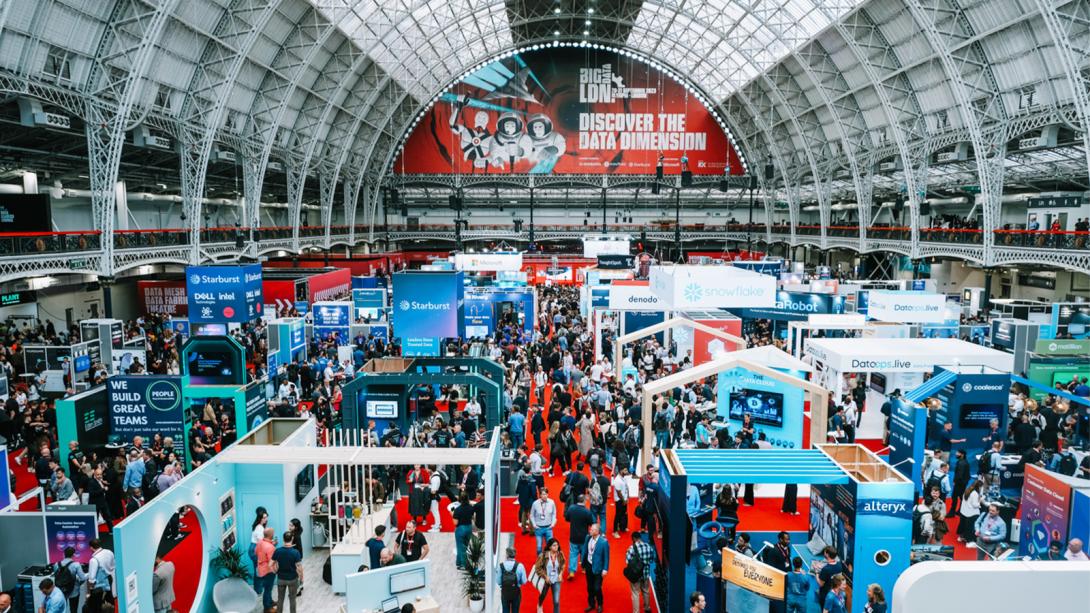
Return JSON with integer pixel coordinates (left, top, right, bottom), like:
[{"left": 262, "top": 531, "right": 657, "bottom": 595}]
[
  {"left": 330, "top": 504, "right": 394, "bottom": 594},
  {"left": 346, "top": 559, "right": 434, "bottom": 612}
]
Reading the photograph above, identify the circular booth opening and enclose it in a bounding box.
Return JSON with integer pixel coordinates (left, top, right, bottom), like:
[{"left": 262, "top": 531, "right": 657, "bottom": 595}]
[{"left": 153, "top": 504, "right": 206, "bottom": 613}]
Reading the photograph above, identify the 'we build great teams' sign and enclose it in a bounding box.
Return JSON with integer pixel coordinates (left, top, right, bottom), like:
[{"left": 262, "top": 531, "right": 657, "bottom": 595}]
[{"left": 107, "top": 376, "right": 185, "bottom": 455}]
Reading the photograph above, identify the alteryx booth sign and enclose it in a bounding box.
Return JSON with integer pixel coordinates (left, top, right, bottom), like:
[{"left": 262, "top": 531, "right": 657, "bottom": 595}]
[
  {"left": 186, "top": 264, "right": 263, "bottom": 323},
  {"left": 107, "top": 376, "right": 185, "bottom": 456},
  {"left": 393, "top": 271, "right": 463, "bottom": 355},
  {"left": 865, "top": 290, "right": 946, "bottom": 324}
]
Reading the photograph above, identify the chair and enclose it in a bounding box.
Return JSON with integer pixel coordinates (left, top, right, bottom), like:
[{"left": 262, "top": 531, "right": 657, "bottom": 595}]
[{"left": 212, "top": 577, "right": 260, "bottom": 613}]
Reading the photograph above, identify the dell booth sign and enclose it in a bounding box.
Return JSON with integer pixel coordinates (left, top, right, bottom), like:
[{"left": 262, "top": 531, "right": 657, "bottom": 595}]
[
  {"left": 186, "top": 264, "right": 264, "bottom": 323},
  {"left": 392, "top": 271, "right": 464, "bottom": 356}
]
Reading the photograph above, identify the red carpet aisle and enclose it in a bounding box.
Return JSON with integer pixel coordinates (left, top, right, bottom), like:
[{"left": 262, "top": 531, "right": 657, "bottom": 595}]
[
  {"left": 6, "top": 448, "right": 42, "bottom": 511},
  {"left": 160, "top": 507, "right": 203, "bottom": 613}
]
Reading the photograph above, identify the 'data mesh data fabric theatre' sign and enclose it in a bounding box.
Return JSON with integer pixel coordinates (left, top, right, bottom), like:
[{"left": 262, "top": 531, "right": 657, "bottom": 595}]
[{"left": 393, "top": 47, "right": 744, "bottom": 176}]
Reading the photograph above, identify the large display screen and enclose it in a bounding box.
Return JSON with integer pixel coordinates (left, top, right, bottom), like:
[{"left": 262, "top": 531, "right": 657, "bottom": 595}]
[
  {"left": 187, "top": 350, "right": 235, "bottom": 385},
  {"left": 366, "top": 400, "right": 398, "bottom": 419},
  {"left": 958, "top": 403, "right": 1005, "bottom": 430},
  {"left": 729, "top": 390, "right": 784, "bottom": 428},
  {"left": 0, "top": 194, "right": 51, "bottom": 232},
  {"left": 393, "top": 46, "right": 743, "bottom": 176}
]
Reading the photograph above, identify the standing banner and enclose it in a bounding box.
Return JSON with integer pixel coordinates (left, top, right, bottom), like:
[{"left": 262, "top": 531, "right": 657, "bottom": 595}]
[
  {"left": 186, "top": 264, "right": 263, "bottom": 323},
  {"left": 720, "top": 548, "right": 785, "bottom": 600},
  {"left": 44, "top": 513, "right": 98, "bottom": 564},
  {"left": 1019, "top": 465, "right": 1074, "bottom": 557},
  {"left": 243, "top": 382, "right": 268, "bottom": 432},
  {"left": 464, "top": 295, "right": 495, "bottom": 338},
  {"left": 888, "top": 396, "right": 927, "bottom": 486},
  {"left": 106, "top": 376, "right": 185, "bottom": 455},
  {"left": 393, "top": 47, "right": 743, "bottom": 176},
  {"left": 392, "top": 271, "right": 464, "bottom": 355}
]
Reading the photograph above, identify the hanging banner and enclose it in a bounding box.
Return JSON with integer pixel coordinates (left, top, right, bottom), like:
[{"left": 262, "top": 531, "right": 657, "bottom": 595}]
[
  {"left": 186, "top": 264, "right": 263, "bottom": 323},
  {"left": 865, "top": 291, "right": 946, "bottom": 324},
  {"left": 1034, "top": 338, "right": 1090, "bottom": 356},
  {"left": 597, "top": 254, "right": 635, "bottom": 269},
  {"left": 106, "top": 376, "right": 185, "bottom": 455},
  {"left": 393, "top": 271, "right": 464, "bottom": 355},
  {"left": 732, "top": 291, "right": 845, "bottom": 322},
  {"left": 393, "top": 46, "right": 744, "bottom": 176},
  {"left": 720, "top": 548, "right": 786, "bottom": 601},
  {"left": 608, "top": 281, "right": 664, "bottom": 310},
  {"left": 649, "top": 265, "right": 775, "bottom": 309},
  {"left": 453, "top": 252, "right": 523, "bottom": 272}
]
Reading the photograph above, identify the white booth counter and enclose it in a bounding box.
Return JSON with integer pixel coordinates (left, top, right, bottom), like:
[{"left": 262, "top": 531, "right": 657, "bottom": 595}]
[{"left": 331, "top": 504, "right": 394, "bottom": 594}]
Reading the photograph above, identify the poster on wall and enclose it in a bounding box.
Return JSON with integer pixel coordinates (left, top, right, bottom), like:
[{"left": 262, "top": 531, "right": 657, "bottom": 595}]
[
  {"left": 106, "top": 376, "right": 185, "bottom": 455},
  {"left": 809, "top": 483, "right": 857, "bottom": 606},
  {"left": 1019, "top": 465, "right": 1073, "bottom": 557},
  {"left": 243, "top": 382, "right": 268, "bottom": 433},
  {"left": 137, "top": 281, "right": 189, "bottom": 316},
  {"left": 44, "top": 513, "right": 98, "bottom": 564},
  {"left": 393, "top": 47, "right": 744, "bottom": 176},
  {"left": 888, "top": 396, "right": 927, "bottom": 485}
]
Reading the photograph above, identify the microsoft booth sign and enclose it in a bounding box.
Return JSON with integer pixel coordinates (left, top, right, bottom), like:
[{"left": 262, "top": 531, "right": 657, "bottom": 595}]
[{"left": 865, "top": 290, "right": 946, "bottom": 324}]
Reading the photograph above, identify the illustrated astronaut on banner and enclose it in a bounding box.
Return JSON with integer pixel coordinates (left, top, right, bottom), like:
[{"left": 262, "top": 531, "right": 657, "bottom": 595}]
[
  {"left": 522, "top": 113, "right": 566, "bottom": 167},
  {"left": 449, "top": 96, "right": 493, "bottom": 170},
  {"left": 490, "top": 112, "right": 527, "bottom": 169}
]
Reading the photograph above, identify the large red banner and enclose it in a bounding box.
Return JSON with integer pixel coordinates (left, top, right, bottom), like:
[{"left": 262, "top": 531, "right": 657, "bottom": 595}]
[
  {"left": 393, "top": 47, "right": 744, "bottom": 176},
  {"left": 136, "top": 281, "right": 187, "bottom": 316}
]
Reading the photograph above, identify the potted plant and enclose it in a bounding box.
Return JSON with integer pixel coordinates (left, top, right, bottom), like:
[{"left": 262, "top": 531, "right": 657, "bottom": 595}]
[
  {"left": 210, "top": 545, "right": 258, "bottom": 613},
  {"left": 461, "top": 533, "right": 486, "bottom": 612}
]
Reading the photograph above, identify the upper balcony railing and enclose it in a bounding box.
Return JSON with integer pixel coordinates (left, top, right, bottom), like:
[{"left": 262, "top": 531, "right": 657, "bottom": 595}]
[{"left": 0, "top": 230, "right": 102, "bottom": 256}]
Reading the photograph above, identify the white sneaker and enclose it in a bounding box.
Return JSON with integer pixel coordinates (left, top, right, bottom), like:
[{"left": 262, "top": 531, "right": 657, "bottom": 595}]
[{"left": 428, "top": 525, "right": 441, "bottom": 532}]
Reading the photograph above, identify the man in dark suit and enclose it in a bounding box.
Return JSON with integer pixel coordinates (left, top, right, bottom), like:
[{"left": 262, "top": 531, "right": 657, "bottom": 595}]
[
  {"left": 761, "top": 531, "right": 792, "bottom": 613},
  {"left": 458, "top": 464, "right": 479, "bottom": 495},
  {"left": 581, "top": 523, "right": 610, "bottom": 613},
  {"left": 125, "top": 488, "right": 143, "bottom": 517}
]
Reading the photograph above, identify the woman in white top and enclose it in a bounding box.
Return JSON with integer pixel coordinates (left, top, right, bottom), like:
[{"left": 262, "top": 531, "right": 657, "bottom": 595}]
[
  {"left": 249, "top": 507, "right": 268, "bottom": 574},
  {"left": 957, "top": 480, "right": 984, "bottom": 543}
]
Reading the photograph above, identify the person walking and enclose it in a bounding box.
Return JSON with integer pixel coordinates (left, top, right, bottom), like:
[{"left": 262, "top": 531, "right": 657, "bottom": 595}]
[
  {"left": 531, "top": 487, "right": 558, "bottom": 553},
  {"left": 273, "top": 531, "right": 304, "bottom": 613},
  {"left": 785, "top": 557, "right": 809, "bottom": 613},
  {"left": 624, "top": 532, "right": 655, "bottom": 613},
  {"left": 54, "top": 546, "right": 86, "bottom": 613},
  {"left": 564, "top": 495, "right": 594, "bottom": 578},
  {"left": 496, "top": 547, "right": 527, "bottom": 613},
  {"left": 152, "top": 554, "right": 176, "bottom": 613},
  {"left": 86, "top": 539, "right": 116, "bottom": 613},
  {"left": 532, "top": 538, "right": 566, "bottom": 613},
  {"left": 452, "top": 492, "right": 476, "bottom": 569},
  {"left": 611, "top": 467, "right": 630, "bottom": 538},
  {"left": 582, "top": 523, "right": 610, "bottom": 613},
  {"left": 255, "top": 527, "right": 278, "bottom": 612}
]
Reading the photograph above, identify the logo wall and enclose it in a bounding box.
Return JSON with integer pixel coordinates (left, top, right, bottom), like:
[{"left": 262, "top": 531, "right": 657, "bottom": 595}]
[{"left": 186, "top": 264, "right": 263, "bottom": 323}]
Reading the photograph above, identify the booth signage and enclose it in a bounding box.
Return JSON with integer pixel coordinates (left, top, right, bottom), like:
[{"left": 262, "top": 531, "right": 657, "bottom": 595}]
[
  {"left": 590, "top": 287, "right": 610, "bottom": 308},
  {"left": 1034, "top": 339, "right": 1090, "bottom": 356},
  {"left": 1027, "top": 195, "right": 1083, "bottom": 208},
  {"left": 44, "top": 513, "right": 98, "bottom": 564},
  {"left": 137, "top": 281, "right": 187, "bottom": 316},
  {"left": 857, "top": 498, "right": 912, "bottom": 520},
  {"left": 186, "top": 264, "right": 263, "bottom": 323},
  {"left": 464, "top": 295, "right": 494, "bottom": 338},
  {"left": 888, "top": 396, "right": 926, "bottom": 483},
  {"left": 107, "top": 376, "right": 185, "bottom": 455},
  {"left": 720, "top": 548, "right": 785, "bottom": 600},
  {"left": 352, "top": 288, "right": 386, "bottom": 310},
  {"left": 1019, "top": 465, "right": 1073, "bottom": 558},
  {"left": 392, "top": 271, "right": 464, "bottom": 350},
  {"left": 583, "top": 235, "right": 632, "bottom": 258},
  {"left": 607, "top": 282, "right": 663, "bottom": 310},
  {"left": 307, "top": 268, "right": 352, "bottom": 303},
  {"left": 865, "top": 291, "right": 946, "bottom": 324},
  {"left": 0, "top": 289, "right": 35, "bottom": 307},
  {"left": 453, "top": 252, "right": 523, "bottom": 272},
  {"left": 733, "top": 291, "right": 845, "bottom": 322},
  {"left": 597, "top": 254, "right": 635, "bottom": 269},
  {"left": 650, "top": 265, "right": 776, "bottom": 309},
  {"left": 243, "top": 383, "right": 267, "bottom": 431}
]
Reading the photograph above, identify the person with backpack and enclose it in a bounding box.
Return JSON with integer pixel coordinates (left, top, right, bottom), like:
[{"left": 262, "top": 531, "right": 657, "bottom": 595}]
[
  {"left": 588, "top": 469, "right": 610, "bottom": 529},
  {"left": 54, "top": 545, "right": 86, "bottom": 613},
  {"left": 1049, "top": 443, "right": 1079, "bottom": 476},
  {"left": 979, "top": 441, "right": 1004, "bottom": 497},
  {"left": 496, "top": 546, "right": 527, "bottom": 613},
  {"left": 624, "top": 531, "right": 655, "bottom": 613}
]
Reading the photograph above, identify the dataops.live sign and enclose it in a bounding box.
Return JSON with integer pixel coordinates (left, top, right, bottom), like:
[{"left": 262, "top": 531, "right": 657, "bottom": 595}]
[{"left": 106, "top": 376, "right": 185, "bottom": 455}]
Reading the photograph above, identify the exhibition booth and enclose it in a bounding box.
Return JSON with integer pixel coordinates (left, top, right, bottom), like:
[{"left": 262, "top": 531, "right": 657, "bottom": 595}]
[
  {"left": 612, "top": 315, "right": 745, "bottom": 378},
  {"left": 638, "top": 351, "right": 829, "bottom": 468},
  {"left": 340, "top": 356, "right": 505, "bottom": 432},
  {"left": 729, "top": 290, "right": 847, "bottom": 340},
  {"left": 594, "top": 279, "right": 670, "bottom": 361},
  {"left": 106, "top": 418, "right": 503, "bottom": 613},
  {"left": 262, "top": 267, "right": 352, "bottom": 314},
  {"left": 463, "top": 286, "right": 536, "bottom": 339},
  {"left": 658, "top": 444, "right": 913, "bottom": 613},
  {"left": 1024, "top": 338, "right": 1090, "bottom": 401},
  {"left": 804, "top": 338, "right": 1015, "bottom": 418}
]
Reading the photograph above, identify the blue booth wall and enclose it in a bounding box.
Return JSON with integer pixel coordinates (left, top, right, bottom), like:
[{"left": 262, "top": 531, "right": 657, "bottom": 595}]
[
  {"left": 345, "top": 560, "right": 432, "bottom": 612},
  {"left": 622, "top": 310, "right": 666, "bottom": 344},
  {"left": 853, "top": 480, "right": 913, "bottom": 613},
  {"left": 716, "top": 367, "right": 805, "bottom": 449},
  {"left": 888, "top": 396, "right": 927, "bottom": 487},
  {"left": 928, "top": 368, "right": 1010, "bottom": 463}
]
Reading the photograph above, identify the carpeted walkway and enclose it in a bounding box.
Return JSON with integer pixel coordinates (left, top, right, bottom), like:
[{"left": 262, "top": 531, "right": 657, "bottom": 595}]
[{"left": 159, "top": 507, "right": 203, "bottom": 613}]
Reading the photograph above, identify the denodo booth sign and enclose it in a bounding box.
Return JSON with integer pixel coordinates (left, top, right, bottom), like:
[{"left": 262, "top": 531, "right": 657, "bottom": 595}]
[
  {"left": 107, "top": 375, "right": 185, "bottom": 456},
  {"left": 607, "top": 280, "right": 663, "bottom": 310},
  {"left": 186, "top": 264, "right": 263, "bottom": 323},
  {"left": 865, "top": 290, "right": 946, "bottom": 324},
  {"left": 649, "top": 264, "right": 775, "bottom": 310},
  {"left": 392, "top": 271, "right": 464, "bottom": 356}
]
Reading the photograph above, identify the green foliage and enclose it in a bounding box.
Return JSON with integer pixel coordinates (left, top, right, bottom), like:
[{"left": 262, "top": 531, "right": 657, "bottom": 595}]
[{"left": 210, "top": 545, "right": 252, "bottom": 582}]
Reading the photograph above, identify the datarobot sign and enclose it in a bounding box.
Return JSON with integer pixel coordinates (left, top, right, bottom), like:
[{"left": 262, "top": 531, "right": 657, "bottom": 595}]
[{"left": 865, "top": 290, "right": 946, "bottom": 324}]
